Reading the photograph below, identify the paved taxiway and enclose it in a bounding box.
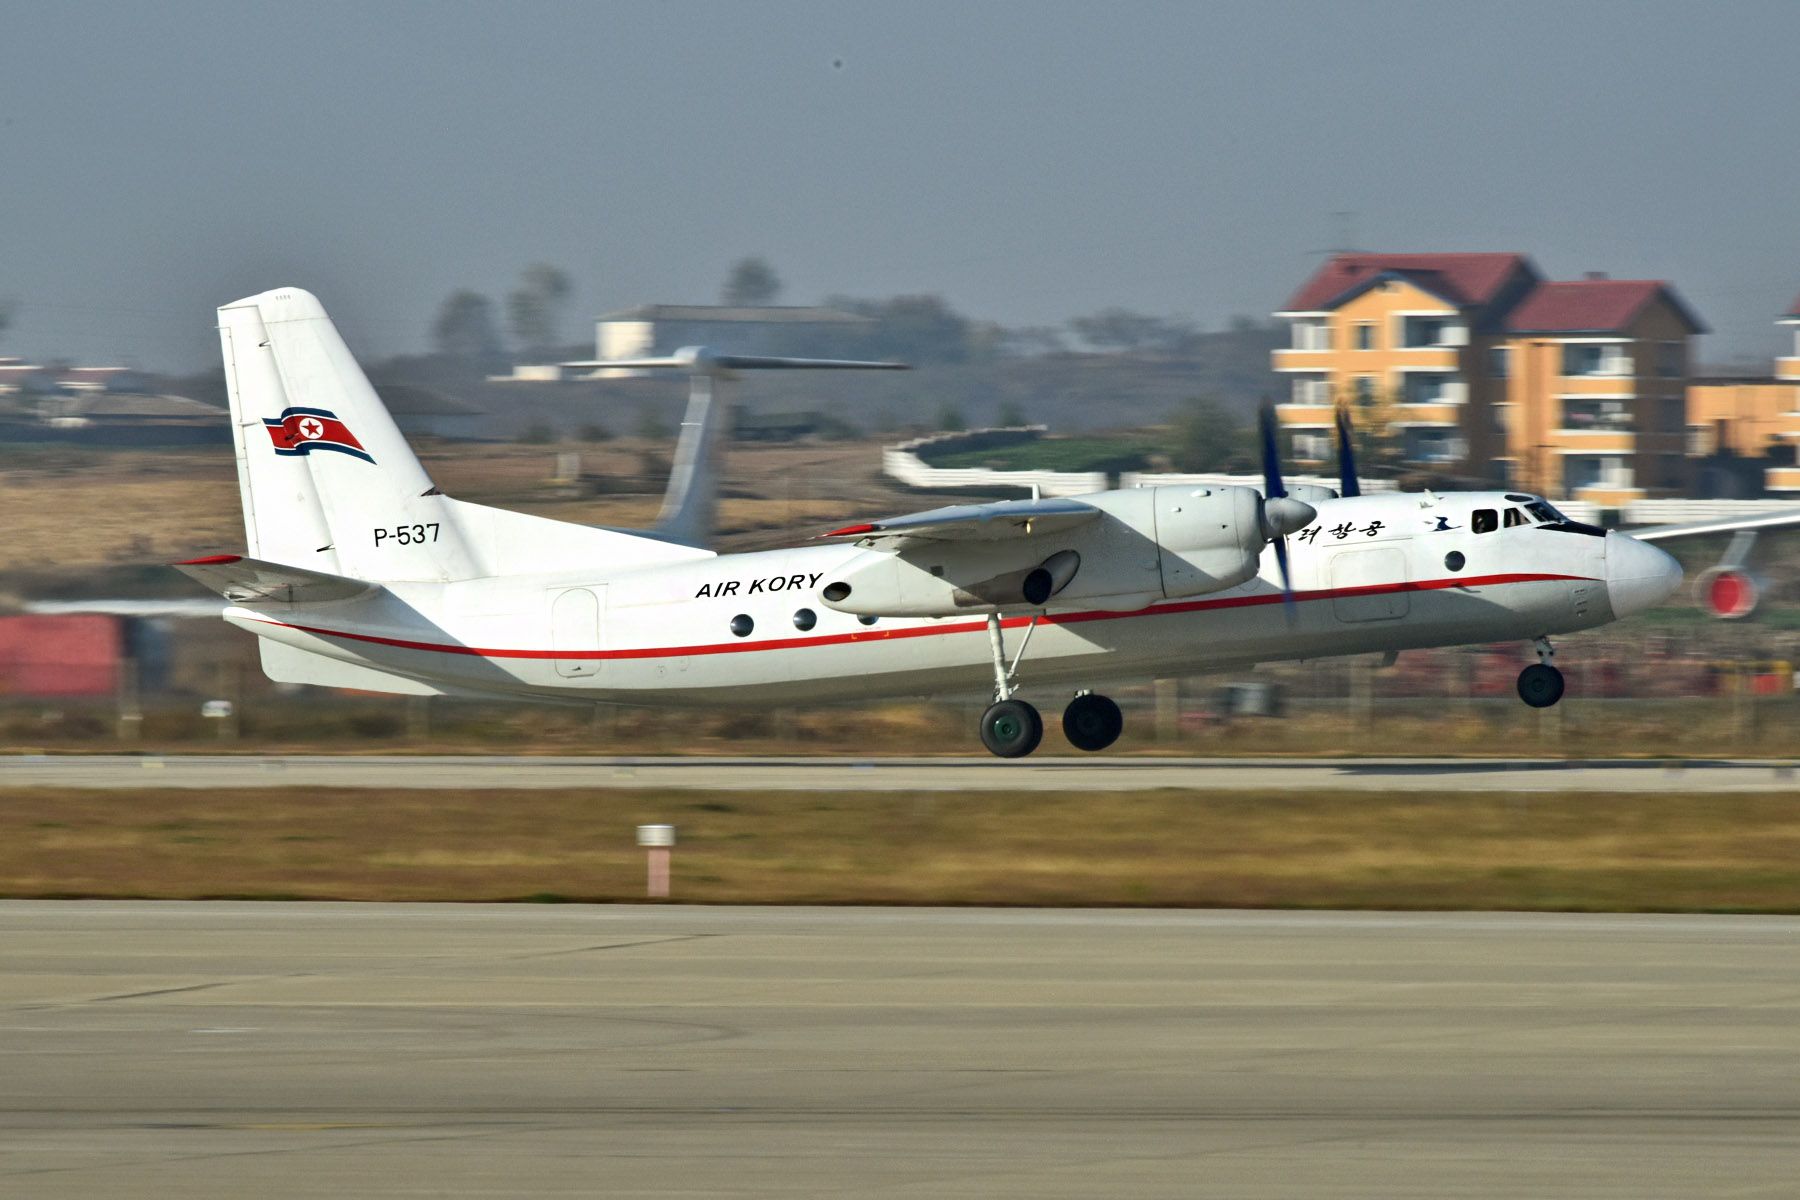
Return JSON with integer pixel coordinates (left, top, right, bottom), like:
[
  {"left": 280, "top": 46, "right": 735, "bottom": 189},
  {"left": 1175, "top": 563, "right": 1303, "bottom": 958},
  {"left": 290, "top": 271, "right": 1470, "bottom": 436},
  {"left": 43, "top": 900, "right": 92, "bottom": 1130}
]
[
  {"left": 5, "top": 752, "right": 1797, "bottom": 792},
  {"left": 4, "top": 903, "right": 1800, "bottom": 1197}
]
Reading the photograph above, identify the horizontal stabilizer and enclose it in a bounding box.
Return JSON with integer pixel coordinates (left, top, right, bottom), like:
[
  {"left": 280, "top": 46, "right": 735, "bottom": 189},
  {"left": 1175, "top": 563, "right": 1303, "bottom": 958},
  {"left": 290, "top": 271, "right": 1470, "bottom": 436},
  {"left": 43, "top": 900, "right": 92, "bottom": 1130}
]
[
  {"left": 819, "top": 496, "right": 1101, "bottom": 546},
  {"left": 562, "top": 345, "right": 907, "bottom": 374},
  {"left": 173, "top": 554, "right": 377, "bottom": 604}
]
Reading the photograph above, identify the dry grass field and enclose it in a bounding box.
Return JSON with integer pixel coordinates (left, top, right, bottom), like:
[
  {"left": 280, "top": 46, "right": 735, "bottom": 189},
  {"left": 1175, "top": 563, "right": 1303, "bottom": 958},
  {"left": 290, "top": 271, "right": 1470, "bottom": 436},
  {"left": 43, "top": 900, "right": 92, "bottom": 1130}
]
[
  {"left": 7, "top": 786, "right": 1800, "bottom": 910},
  {"left": 0, "top": 438, "right": 915, "bottom": 574}
]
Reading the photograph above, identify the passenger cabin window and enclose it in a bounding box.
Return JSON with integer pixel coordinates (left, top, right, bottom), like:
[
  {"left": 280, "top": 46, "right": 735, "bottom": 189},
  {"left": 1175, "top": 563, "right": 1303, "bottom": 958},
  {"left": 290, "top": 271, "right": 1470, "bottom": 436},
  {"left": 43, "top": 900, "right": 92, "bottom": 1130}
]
[
  {"left": 1504, "top": 508, "right": 1528, "bottom": 528},
  {"left": 1472, "top": 509, "right": 1498, "bottom": 534}
]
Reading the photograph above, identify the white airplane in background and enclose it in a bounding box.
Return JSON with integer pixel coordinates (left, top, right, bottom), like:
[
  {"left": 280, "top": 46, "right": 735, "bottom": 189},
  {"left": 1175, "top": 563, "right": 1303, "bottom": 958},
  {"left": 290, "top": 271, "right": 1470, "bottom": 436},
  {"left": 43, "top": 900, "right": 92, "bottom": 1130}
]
[{"left": 177, "top": 287, "right": 1800, "bottom": 757}]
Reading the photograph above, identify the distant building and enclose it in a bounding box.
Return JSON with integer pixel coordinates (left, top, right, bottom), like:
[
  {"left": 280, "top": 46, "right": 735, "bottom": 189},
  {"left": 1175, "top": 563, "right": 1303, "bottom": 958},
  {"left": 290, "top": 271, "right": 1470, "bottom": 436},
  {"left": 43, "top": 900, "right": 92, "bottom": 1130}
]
[
  {"left": 1685, "top": 295, "right": 1800, "bottom": 493},
  {"left": 0, "top": 361, "right": 228, "bottom": 446},
  {"left": 1273, "top": 253, "right": 1703, "bottom": 504}
]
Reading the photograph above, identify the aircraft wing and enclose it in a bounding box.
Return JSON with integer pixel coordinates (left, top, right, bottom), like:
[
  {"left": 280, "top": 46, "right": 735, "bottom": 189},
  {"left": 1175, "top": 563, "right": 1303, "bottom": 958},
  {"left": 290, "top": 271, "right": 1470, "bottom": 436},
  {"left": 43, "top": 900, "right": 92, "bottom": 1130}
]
[
  {"left": 1624, "top": 507, "right": 1800, "bottom": 543},
  {"left": 172, "top": 554, "right": 378, "bottom": 604},
  {"left": 818, "top": 497, "right": 1102, "bottom": 546}
]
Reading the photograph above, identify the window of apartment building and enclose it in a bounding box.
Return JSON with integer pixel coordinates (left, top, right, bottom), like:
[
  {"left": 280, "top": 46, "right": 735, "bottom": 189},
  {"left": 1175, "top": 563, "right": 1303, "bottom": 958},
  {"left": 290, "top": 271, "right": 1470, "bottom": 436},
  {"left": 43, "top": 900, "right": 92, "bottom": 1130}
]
[
  {"left": 1656, "top": 341, "right": 1684, "bottom": 378},
  {"left": 1401, "top": 372, "right": 1462, "bottom": 405},
  {"left": 1400, "top": 315, "right": 1449, "bottom": 348},
  {"left": 1292, "top": 319, "right": 1331, "bottom": 351},
  {"left": 1355, "top": 323, "right": 1375, "bottom": 351},
  {"left": 1561, "top": 342, "right": 1632, "bottom": 377},
  {"left": 1401, "top": 427, "right": 1466, "bottom": 463},
  {"left": 1292, "top": 431, "right": 1332, "bottom": 460},
  {"left": 1561, "top": 398, "right": 1632, "bottom": 430},
  {"left": 1659, "top": 396, "right": 1686, "bottom": 431},
  {"left": 1491, "top": 404, "right": 1512, "bottom": 434},
  {"left": 1353, "top": 375, "right": 1376, "bottom": 406},
  {"left": 1291, "top": 375, "right": 1330, "bottom": 405}
]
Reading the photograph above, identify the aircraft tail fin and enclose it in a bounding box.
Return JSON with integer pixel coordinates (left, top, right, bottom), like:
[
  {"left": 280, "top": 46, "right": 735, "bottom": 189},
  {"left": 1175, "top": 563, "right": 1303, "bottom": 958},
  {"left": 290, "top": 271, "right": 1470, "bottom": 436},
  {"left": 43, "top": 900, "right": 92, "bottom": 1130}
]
[{"left": 216, "top": 288, "right": 711, "bottom": 582}]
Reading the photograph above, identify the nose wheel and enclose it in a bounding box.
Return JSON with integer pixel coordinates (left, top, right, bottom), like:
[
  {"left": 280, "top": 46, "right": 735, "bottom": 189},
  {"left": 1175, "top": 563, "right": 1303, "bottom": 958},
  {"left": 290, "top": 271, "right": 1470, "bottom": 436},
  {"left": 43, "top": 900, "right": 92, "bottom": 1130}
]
[
  {"left": 1063, "top": 692, "right": 1123, "bottom": 752},
  {"left": 1517, "top": 636, "right": 1565, "bottom": 708}
]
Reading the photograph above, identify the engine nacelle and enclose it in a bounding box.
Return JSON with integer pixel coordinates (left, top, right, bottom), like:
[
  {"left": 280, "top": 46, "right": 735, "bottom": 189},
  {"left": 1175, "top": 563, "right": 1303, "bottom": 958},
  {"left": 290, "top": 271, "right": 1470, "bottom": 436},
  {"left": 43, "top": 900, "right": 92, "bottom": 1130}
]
[
  {"left": 1695, "top": 565, "right": 1761, "bottom": 620},
  {"left": 820, "top": 486, "right": 1284, "bottom": 617}
]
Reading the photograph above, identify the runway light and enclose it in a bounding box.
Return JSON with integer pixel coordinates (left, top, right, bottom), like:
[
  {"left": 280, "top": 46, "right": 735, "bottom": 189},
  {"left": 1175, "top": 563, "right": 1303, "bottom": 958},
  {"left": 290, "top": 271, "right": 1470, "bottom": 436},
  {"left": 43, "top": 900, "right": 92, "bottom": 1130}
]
[{"left": 637, "top": 824, "right": 675, "bottom": 898}]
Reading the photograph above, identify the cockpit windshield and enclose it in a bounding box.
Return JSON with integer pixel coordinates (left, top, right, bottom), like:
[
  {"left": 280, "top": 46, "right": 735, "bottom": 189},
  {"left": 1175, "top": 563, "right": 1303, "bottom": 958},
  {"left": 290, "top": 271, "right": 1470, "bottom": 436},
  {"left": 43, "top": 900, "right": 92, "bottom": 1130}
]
[{"left": 1524, "top": 501, "right": 1564, "bottom": 524}]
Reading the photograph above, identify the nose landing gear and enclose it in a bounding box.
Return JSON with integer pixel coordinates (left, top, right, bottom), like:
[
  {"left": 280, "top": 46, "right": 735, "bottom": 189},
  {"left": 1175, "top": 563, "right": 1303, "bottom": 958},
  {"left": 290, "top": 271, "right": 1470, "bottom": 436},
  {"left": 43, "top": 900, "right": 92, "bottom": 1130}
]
[{"left": 1517, "top": 636, "right": 1565, "bottom": 708}]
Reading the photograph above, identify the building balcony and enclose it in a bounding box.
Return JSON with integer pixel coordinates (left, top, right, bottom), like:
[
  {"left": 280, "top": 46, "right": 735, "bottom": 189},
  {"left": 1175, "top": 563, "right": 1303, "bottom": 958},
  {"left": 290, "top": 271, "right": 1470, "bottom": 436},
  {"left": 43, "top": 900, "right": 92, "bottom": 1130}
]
[
  {"left": 1766, "top": 466, "right": 1800, "bottom": 492},
  {"left": 1557, "top": 376, "right": 1639, "bottom": 396},
  {"left": 1776, "top": 357, "right": 1800, "bottom": 381},
  {"left": 1271, "top": 348, "right": 1335, "bottom": 371},
  {"left": 1552, "top": 431, "right": 1638, "bottom": 453},
  {"left": 1275, "top": 402, "right": 1335, "bottom": 428},
  {"left": 1389, "top": 347, "right": 1461, "bottom": 370}
]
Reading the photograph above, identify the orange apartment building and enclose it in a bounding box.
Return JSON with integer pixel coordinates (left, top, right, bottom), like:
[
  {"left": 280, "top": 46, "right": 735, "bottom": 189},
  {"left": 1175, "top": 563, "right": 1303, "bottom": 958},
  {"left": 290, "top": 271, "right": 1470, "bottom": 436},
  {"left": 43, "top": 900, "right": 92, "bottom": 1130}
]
[
  {"left": 1273, "top": 253, "right": 1704, "bottom": 505},
  {"left": 1687, "top": 294, "right": 1800, "bottom": 492}
]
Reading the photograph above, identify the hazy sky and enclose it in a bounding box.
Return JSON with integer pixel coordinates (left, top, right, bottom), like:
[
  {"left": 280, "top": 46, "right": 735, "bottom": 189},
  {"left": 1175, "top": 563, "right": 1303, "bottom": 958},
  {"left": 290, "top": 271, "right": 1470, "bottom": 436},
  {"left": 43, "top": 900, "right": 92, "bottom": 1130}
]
[{"left": 4, "top": 1, "right": 1799, "bottom": 371}]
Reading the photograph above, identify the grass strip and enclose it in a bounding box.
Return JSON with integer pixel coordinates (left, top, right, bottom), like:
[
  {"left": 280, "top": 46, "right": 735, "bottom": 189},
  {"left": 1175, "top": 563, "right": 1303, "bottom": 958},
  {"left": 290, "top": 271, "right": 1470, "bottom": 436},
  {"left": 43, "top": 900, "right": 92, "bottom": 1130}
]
[{"left": 4, "top": 787, "right": 1800, "bottom": 911}]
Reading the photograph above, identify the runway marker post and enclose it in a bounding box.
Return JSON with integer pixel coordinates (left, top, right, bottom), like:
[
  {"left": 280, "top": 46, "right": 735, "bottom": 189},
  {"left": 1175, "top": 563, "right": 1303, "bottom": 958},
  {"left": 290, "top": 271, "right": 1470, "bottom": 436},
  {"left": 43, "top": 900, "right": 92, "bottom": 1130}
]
[{"left": 637, "top": 824, "right": 675, "bottom": 898}]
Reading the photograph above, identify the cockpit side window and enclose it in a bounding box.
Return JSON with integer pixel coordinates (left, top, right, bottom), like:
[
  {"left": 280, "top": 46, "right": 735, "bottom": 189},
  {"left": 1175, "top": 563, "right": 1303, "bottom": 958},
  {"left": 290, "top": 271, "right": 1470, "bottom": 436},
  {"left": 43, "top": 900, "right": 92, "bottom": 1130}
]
[
  {"left": 1503, "top": 508, "right": 1527, "bottom": 528},
  {"left": 1472, "top": 509, "right": 1498, "bottom": 534}
]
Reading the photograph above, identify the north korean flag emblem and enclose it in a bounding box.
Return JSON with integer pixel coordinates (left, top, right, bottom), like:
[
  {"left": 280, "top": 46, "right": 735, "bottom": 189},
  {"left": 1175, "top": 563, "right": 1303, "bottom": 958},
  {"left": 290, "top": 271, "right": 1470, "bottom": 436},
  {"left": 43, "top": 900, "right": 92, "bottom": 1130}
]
[{"left": 262, "top": 407, "right": 374, "bottom": 464}]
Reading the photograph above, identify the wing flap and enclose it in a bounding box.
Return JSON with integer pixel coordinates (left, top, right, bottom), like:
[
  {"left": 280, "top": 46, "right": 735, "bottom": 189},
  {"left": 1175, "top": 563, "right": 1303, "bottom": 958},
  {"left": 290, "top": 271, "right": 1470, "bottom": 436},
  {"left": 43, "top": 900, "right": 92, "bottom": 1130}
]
[
  {"left": 818, "top": 497, "right": 1101, "bottom": 546},
  {"left": 173, "top": 554, "right": 377, "bottom": 604}
]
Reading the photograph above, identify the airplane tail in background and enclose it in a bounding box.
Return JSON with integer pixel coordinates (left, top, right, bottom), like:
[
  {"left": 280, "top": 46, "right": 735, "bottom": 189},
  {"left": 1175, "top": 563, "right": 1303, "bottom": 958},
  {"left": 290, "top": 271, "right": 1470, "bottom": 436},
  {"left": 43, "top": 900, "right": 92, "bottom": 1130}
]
[{"left": 215, "top": 287, "right": 709, "bottom": 584}]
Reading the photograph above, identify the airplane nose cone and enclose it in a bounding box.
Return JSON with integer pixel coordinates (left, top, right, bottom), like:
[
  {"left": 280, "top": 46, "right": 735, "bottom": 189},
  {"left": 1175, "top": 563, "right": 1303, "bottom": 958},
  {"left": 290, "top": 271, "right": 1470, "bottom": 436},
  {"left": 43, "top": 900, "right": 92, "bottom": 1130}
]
[{"left": 1605, "top": 534, "right": 1683, "bottom": 619}]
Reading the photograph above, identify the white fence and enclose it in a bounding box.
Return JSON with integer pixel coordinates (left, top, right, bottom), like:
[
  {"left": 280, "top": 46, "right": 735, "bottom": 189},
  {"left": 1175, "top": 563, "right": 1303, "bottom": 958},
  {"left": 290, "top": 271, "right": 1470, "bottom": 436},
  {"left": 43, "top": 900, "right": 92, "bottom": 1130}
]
[
  {"left": 1119, "top": 471, "right": 1397, "bottom": 494},
  {"left": 882, "top": 428, "right": 1109, "bottom": 497}
]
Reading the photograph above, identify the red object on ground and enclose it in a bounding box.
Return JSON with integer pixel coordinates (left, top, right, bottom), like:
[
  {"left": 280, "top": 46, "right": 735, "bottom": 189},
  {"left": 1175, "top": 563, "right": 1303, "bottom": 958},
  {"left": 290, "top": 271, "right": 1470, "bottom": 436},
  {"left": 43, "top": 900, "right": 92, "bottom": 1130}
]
[{"left": 0, "top": 614, "right": 126, "bottom": 697}]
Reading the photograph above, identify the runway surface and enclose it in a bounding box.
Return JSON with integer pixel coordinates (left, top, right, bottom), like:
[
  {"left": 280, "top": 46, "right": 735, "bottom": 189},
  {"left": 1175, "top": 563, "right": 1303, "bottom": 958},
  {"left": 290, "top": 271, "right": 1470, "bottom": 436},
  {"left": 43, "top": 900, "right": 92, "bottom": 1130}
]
[
  {"left": 5, "top": 752, "right": 1797, "bottom": 792},
  {"left": 4, "top": 903, "right": 1799, "bottom": 1198}
]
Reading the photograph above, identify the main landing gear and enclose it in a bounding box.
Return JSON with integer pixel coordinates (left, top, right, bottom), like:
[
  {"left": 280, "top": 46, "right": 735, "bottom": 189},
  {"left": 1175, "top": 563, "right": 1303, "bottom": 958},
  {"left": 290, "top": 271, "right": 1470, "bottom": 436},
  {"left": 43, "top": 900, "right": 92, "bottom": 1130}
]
[
  {"left": 1516, "top": 636, "right": 1566, "bottom": 709},
  {"left": 976, "top": 613, "right": 1124, "bottom": 757}
]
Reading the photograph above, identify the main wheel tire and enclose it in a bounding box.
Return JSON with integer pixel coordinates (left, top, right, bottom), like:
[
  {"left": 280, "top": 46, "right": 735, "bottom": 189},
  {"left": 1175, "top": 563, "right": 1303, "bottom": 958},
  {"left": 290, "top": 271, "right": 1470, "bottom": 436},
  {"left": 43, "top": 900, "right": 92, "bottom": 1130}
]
[
  {"left": 980, "top": 699, "right": 1044, "bottom": 759},
  {"left": 1517, "top": 663, "right": 1565, "bottom": 708},
  {"left": 1062, "top": 692, "right": 1124, "bottom": 752}
]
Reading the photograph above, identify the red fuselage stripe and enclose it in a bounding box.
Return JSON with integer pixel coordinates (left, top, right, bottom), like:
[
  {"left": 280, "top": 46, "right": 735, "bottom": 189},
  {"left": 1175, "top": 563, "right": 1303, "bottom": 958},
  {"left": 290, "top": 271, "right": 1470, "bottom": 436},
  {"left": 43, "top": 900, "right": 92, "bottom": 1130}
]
[{"left": 244, "top": 572, "right": 1596, "bottom": 662}]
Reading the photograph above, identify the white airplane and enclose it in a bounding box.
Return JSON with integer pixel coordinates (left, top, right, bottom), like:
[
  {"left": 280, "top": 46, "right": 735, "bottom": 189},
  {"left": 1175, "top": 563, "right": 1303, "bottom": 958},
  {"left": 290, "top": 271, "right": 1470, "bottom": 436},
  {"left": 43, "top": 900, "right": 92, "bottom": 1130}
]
[{"left": 177, "top": 287, "right": 1800, "bottom": 757}]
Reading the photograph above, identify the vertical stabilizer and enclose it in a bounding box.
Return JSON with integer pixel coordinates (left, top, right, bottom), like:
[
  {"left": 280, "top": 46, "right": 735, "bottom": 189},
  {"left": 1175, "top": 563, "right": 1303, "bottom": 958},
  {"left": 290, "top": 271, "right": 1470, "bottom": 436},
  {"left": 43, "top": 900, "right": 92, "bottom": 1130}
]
[
  {"left": 654, "top": 373, "right": 728, "bottom": 548},
  {"left": 217, "top": 287, "right": 479, "bottom": 582}
]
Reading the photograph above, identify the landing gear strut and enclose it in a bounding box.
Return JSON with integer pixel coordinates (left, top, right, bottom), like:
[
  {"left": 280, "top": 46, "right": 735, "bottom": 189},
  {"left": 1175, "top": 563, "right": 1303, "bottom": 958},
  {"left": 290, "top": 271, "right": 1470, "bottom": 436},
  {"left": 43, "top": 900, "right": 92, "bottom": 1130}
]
[
  {"left": 979, "top": 612, "right": 1044, "bottom": 758},
  {"left": 1517, "top": 636, "right": 1565, "bottom": 708},
  {"left": 1063, "top": 691, "right": 1123, "bottom": 752}
]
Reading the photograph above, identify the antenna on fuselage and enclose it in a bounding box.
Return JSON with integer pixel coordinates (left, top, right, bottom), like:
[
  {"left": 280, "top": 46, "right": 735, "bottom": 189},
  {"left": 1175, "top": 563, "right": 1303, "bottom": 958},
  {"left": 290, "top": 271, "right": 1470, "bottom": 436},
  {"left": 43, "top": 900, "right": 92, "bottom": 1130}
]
[{"left": 561, "top": 345, "right": 908, "bottom": 548}]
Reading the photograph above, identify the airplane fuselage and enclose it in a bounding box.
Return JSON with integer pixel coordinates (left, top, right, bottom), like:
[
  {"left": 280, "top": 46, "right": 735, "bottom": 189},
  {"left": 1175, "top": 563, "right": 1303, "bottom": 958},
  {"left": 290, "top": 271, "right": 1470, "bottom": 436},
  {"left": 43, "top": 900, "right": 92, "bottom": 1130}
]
[{"left": 229, "top": 491, "right": 1662, "bottom": 707}]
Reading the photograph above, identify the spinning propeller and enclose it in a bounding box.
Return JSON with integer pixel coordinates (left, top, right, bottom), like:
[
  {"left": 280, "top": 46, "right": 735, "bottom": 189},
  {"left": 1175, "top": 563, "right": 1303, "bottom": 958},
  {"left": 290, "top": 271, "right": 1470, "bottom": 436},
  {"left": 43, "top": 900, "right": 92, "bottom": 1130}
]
[
  {"left": 1257, "top": 404, "right": 1315, "bottom": 622},
  {"left": 1335, "top": 404, "right": 1361, "bottom": 498}
]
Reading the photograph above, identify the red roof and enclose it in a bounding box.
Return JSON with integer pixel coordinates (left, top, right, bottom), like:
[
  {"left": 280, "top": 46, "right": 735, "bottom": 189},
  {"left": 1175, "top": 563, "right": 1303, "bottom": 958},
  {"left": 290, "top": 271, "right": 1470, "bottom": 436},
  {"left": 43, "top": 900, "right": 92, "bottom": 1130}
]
[
  {"left": 1505, "top": 280, "right": 1704, "bottom": 334},
  {"left": 1283, "top": 253, "right": 1532, "bottom": 312}
]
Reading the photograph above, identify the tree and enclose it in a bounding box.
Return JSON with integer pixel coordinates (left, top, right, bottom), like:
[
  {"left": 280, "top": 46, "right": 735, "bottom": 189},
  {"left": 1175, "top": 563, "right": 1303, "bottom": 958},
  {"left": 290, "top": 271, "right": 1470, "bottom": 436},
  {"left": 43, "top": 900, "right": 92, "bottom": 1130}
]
[
  {"left": 0, "top": 300, "right": 13, "bottom": 346},
  {"left": 506, "top": 263, "right": 573, "bottom": 351},
  {"left": 721, "top": 257, "right": 782, "bottom": 306},
  {"left": 936, "top": 401, "right": 967, "bottom": 432},
  {"left": 1068, "top": 308, "right": 1195, "bottom": 354},
  {"left": 1168, "top": 396, "right": 1249, "bottom": 472},
  {"left": 827, "top": 294, "right": 976, "bottom": 364},
  {"left": 996, "top": 400, "right": 1028, "bottom": 427},
  {"left": 431, "top": 291, "right": 503, "bottom": 362}
]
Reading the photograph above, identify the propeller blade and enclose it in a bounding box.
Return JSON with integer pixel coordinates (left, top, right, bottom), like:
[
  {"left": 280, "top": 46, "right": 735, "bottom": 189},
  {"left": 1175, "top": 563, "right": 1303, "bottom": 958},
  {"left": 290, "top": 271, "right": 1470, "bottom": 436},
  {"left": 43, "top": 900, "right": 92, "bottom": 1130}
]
[
  {"left": 1335, "top": 406, "right": 1361, "bottom": 498},
  {"left": 1272, "top": 533, "right": 1296, "bottom": 625},
  {"left": 1258, "top": 404, "right": 1287, "bottom": 500}
]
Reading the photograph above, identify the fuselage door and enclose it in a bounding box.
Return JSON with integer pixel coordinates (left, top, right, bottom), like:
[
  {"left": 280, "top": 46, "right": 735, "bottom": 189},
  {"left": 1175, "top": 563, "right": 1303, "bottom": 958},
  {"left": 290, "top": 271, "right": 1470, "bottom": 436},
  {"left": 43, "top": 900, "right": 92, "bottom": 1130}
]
[
  {"left": 1329, "top": 547, "right": 1409, "bottom": 622},
  {"left": 551, "top": 587, "right": 603, "bottom": 678}
]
